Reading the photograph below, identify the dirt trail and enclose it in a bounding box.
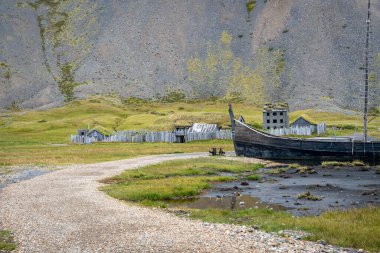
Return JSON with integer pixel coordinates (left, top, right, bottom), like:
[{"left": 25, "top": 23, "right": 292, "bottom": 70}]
[{"left": 0, "top": 153, "right": 353, "bottom": 253}]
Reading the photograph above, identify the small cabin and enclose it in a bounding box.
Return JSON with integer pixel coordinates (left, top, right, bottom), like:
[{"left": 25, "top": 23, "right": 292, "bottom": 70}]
[
  {"left": 263, "top": 103, "right": 289, "bottom": 130},
  {"left": 290, "top": 116, "right": 317, "bottom": 129},
  {"left": 88, "top": 129, "right": 105, "bottom": 141},
  {"left": 173, "top": 123, "right": 220, "bottom": 143},
  {"left": 174, "top": 125, "right": 192, "bottom": 143}
]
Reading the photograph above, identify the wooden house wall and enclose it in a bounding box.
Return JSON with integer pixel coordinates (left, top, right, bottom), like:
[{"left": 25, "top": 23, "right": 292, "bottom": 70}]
[{"left": 88, "top": 130, "right": 105, "bottom": 141}]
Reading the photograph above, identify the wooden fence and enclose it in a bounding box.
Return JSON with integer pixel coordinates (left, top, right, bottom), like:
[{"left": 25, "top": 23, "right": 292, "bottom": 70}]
[
  {"left": 71, "top": 135, "right": 93, "bottom": 144},
  {"left": 216, "top": 130, "right": 233, "bottom": 140},
  {"left": 103, "top": 130, "right": 143, "bottom": 142},
  {"left": 71, "top": 129, "right": 232, "bottom": 144},
  {"left": 186, "top": 130, "right": 232, "bottom": 142},
  {"left": 269, "top": 123, "right": 327, "bottom": 136},
  {"left": 146, "top": 131, "right": 176, "bottom": 143},
  {"left": 317, "top": 123, "right": 327, "bottom": 136}
]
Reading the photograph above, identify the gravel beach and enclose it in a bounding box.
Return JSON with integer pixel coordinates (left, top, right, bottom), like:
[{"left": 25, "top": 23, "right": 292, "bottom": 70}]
[{"left": 0, "top": 153, "right": 362, "bottom": 253}]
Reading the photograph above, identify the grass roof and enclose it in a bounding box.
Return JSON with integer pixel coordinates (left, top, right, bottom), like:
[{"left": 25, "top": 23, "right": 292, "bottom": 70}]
[
  {"left": 291, "top": 114, "right": 318, "bottom": 125},
  {"left": 263, "top": 103, "right": 289, "bottom": 111}
]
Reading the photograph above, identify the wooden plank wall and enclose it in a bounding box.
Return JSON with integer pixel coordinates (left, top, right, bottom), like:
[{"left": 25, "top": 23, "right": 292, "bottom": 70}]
[
  {"left": 71, "top": 130, "right": 232, "bottom": 144},
  {"left": 186, "top": 130, "right": 232, "bottom": 142},
  {"left": 317, "top": 123, "right": 327, "bottom": 135},
  {"left": 268, "top": 123, "right": 327, "bottom": 136},
  {"left": 71, "top": 135, "right": 93, "bottom": 144},
  {"left": 145, "top": 131, "right": 176, "bottom": 143}
]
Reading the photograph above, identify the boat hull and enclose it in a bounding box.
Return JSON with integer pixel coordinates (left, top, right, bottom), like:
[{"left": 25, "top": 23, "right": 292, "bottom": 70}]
[
  {"left": 233, "top": 121, "right": 380, "bottom": 161},
  {"left": 235, "top": 140, "right": 380, "bottom": 161}
]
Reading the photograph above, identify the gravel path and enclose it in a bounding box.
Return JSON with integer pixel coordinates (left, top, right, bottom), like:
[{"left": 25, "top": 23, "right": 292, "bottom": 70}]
[{"left": 0, "top": 153, "right": 359, "bottom": 253}]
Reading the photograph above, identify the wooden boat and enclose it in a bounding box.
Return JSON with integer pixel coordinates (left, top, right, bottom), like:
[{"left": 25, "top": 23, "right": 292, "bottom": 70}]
[
  {"left": 229, "top": 0, "right": 380, "bottom": 162},
  {"left": 229, "top": 105, "right": 380, "bottom": 161}
]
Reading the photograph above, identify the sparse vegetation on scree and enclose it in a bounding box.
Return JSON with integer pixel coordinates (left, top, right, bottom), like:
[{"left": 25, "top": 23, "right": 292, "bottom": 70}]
[{"left": 17, "top": 0, "right": 99, "bottom": 102}]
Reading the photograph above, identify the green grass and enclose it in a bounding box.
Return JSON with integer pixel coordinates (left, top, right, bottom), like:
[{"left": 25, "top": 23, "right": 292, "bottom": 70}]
[
  {"left": 246, "top": 0, "right": 256, "bottom": 13},
  {"left": 265, "top": 168, "right": 287, "bottom": 174},
  {"left": 351, "top": 160, "right": 366, "bottom": 166},
  {"left": 189, "top": 208, "right": 293, "bottom": 232},
  {"left": 104, "top": 177, "right": 206, "bottom": 201},
  {"left": 189, "top": 206, "right": 380, "bottom": 252},
  {"left": 297, "top": 192, "right": 322, "bottom": 201},
  {"left": 1, "top": 96, "right": 380, "bottom": 165},
  {"left": 287, "top": 163, "right": 301, "bottom": 169},
  {"left": 102, "top": 176, "right": 233, "bottom": 202},
  {"left": 102, "top": 157, "right": 263, "bottom": 183},
  {"left": 0, "top": 230, "right": 16, "bottom": 251},
  {"left": 100, "top": 157, "right": 263, "bottom": 202},
  {"left": 0, "top": 140, "right": 233, "bottom": 165},
  {"left": 246, "top": 174, "right": 260, "bottom": 180},
  {"left": 321, "top": 160, "right": 366, "bottom": 168},
  {"left": 267, "top": 166, "right": 316, "bottom": 175}
]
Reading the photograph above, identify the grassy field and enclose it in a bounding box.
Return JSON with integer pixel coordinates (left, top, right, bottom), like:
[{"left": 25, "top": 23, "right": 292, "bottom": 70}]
[
  {"left": 0, "top": 140, "right": 232, "bottom": 165},
  {"left": 190, "top": 206, "right": 380, "bottom": 252},
  {"left": 0, "top": 230, "right": 16, "bottom": 251},
  {"left": 100, "top": 157, "right": 263, "bottom": 204},
  {"left": 0, "top": 97, "right": 241, "bottom": 165},
  {"left": 2, "top": 97, "right": 380, "bottom": 251},
  {"left": 102, "top": 157, "right": 380, "bottom": 252},
  {"left": 1, "top": 96, "right": 380, "bottom": 165}
]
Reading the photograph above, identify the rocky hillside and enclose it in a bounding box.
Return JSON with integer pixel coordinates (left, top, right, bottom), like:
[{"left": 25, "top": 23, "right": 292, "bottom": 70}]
[{"left": 0, "top": 0, "right": 379, "bottom": 111}]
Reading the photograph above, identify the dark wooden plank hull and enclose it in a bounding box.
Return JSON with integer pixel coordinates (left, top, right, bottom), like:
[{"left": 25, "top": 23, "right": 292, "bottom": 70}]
[{"left": 233, "top": 120, "right": 380, "bottom": 161}]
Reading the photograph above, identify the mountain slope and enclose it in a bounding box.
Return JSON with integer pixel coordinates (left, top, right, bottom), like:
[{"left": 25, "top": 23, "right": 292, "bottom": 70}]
[{"left": 0, "top": 0, "right": 379, "bottom": 110}]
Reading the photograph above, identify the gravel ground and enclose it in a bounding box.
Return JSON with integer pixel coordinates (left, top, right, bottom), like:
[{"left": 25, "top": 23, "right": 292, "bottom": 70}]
[{"left": 0, "top": 153, "right": 362, "bottom": 253}]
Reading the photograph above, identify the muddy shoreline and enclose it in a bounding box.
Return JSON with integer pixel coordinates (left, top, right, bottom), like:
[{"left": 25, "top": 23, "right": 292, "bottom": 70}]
[
  {"left": 170, "top": 165, "right": 380, "bottom": 216},
  {"left": 0, "top": 166, "right": 53, "bottom": 190}
]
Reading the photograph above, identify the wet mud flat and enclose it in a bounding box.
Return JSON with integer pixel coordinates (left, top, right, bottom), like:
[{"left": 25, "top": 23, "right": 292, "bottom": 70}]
[
  {"left": 170, "top": 165, "right": 380, "bottom": 216},
  {"left": 0, "top": 165, "right": 52, "bottom": 190}
]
